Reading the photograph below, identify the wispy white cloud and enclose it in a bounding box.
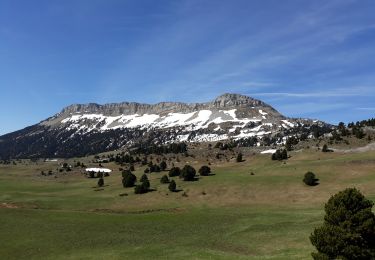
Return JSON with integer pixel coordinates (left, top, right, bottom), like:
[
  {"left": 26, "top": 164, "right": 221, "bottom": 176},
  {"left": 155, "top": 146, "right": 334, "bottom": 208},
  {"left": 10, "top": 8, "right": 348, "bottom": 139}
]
[
  {"left": 252, "top": 86, "right": 375, "bottom": 98},
  {"left": 253, "top": 92, "right": 361, "bottom": 98},
  {"left": 277, "top": 102, "right": 348, "bottom": 118},
  {"left": 356, "top": 107, "right": 375, "bottom": 111}
]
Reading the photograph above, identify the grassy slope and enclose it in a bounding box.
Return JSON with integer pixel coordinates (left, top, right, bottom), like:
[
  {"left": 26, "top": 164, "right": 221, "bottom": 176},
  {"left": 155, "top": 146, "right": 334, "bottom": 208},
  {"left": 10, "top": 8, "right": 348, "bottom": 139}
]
[{"left": 1, "top": 149, "right": 375, "bottom": 259}]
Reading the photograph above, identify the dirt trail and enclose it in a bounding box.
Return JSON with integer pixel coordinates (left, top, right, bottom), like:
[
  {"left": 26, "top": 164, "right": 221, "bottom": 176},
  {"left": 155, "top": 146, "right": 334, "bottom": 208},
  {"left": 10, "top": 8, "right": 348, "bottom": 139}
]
[{"left": 333, "top": 142, "right": 375, "bottom": 153}]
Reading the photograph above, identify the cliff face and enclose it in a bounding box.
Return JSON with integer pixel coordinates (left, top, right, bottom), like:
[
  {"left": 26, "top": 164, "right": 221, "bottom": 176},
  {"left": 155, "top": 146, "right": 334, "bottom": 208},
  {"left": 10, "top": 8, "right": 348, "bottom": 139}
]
[
  {"left": 0, "top": 93, "right": 332, "bottom": 159},
  {"left": 54, "top": 93, "right": 279, "bottom": 117}
]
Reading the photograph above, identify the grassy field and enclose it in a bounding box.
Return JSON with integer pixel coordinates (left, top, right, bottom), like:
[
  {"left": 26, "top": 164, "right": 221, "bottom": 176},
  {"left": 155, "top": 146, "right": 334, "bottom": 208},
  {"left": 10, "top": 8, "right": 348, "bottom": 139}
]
[{"left": 1, "top": 148, "right": 375, "bottom": 259}]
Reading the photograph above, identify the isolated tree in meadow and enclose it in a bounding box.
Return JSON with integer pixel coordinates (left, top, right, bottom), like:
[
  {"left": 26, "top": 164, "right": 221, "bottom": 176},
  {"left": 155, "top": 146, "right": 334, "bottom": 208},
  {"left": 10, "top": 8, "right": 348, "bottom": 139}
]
[
  {"left": 169, "top": 166, "right": 181, "bottom": 177},
  {"left": 97, "top": 177, "right": 104, "bottom": 187},
  {"left": 134, "top": 184, "right": 146, "bottom": 194},
  {"left": 310, "top": 188, "right": 375, "bottom": 259},
  {"left": 303, "top": 172, "right": 318, "bottom": 186},
  {"left": 236, "top": 153, "right": 243, "bottom": 162},
  {"left": 168, "top": 180, "right": 177, "bottom": 192},
  {"left": 160, "top": 175, "right": 169, "bottom": 184},
  {"left": 198, "top": 166, "right": 211, "bottom": 176},
  {"left": 180, "top": 165, "right": 196, "bottom": 181}
]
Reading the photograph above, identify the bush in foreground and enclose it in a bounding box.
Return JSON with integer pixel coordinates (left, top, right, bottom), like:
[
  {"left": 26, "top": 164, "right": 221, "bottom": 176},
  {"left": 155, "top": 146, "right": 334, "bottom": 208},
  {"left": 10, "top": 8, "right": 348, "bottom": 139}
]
[{"left": 310, "top": 188, "right": 375, "bottom": 259}]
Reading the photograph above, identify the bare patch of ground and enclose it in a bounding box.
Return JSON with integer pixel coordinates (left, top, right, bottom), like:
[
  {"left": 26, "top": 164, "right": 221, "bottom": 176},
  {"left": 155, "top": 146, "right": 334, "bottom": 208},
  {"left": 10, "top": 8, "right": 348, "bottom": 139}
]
[{"left": 0, "top": 202, "right": 19, "bottom": 209}]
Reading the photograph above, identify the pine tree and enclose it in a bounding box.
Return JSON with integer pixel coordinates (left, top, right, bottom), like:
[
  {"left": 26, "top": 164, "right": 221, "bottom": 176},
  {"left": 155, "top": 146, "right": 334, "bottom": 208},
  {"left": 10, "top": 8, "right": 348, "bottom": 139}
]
[
  {"left": 236, "top": 153, "right": 243, "bottom": 162},
  {"left": 98, "top": 177, "right": 104, "bottom": 187},
  {"left": 303, "top": 172, "right": 318, "bottom": 186},
  {"left": 122, "top": 170, "right": 136, "bottom": 187},
  {"left": 169, "top": 167, "right": 181, "bottom": 177},
  {"left": 160, "top": 161, "right": 167, "bottom": 171},
  {"left": 168, "top": 180, "right": 176, "bottom": 192},
  {"left": 180, "top": 165, "right": 196, "bottom": 181},
  {"left": 310, "top": 188, "right": 375, "bottom": 259},
  {"left": 281, "top": 149, "right": 288, "bottom": 159},
  {"left": 198, "top": 166, "right": 211, "bottom": 176},
  {"left": 140, "top": 174, "right": 148, "bottom": 183},
  {"left": 160, "top": 175, "right": 169, "bottom": 184}
]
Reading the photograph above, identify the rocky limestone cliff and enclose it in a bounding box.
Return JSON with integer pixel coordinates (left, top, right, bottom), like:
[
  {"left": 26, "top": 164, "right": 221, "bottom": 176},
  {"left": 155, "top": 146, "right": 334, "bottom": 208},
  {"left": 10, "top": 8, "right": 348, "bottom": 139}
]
[{"left": 52, "top": 93, "right": 280, "bottom": 118}]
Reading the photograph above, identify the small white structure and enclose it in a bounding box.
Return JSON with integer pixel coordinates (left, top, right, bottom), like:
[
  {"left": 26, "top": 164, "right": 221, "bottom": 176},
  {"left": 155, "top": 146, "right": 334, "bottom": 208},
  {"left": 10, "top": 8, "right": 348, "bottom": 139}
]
[
  {"left": 260, "top": 149, "right": 277, "bottom": 154},
  {"left": 85, "top": 168, "right": 112, "bottom": 173},
  {"left": 45, "top": 159, "right": 58, "bottom": 162}
]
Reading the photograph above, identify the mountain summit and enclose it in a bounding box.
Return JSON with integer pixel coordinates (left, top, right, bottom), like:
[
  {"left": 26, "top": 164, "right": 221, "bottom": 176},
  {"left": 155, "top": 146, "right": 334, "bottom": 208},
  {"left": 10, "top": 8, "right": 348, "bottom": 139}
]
[{"left": 0, "top": 93, "right": 330, "bottom": 158}]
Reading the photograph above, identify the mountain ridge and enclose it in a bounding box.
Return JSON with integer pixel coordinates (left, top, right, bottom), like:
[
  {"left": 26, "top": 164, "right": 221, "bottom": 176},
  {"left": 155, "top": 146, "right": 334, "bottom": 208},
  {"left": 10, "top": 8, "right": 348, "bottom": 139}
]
[
  {"left": 51, "top": 93, "right": 278, "bottom": 118},
  {"left": 0, "top": 93, "right": 333, "bottom": 159}
]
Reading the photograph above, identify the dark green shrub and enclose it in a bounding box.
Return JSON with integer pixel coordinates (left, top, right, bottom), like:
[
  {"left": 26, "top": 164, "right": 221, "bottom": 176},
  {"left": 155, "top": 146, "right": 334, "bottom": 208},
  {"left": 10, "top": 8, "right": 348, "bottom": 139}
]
[
  {"left": 160, "top": 175, "right": 169, "bottom": 184},
  {"left": 198, "top": 166, "right": 211, "bottom": 176},
  {"left": 142, "top": 179, "right": 150, "bottom": 190},
  {"left": 121, "top": 169, "right": 132, "bottom": 178},
  {"left": 271, "top": 149, "right": 288, "bottom": 160},
  {"left": 303, "top": 172, "right": 318, "bottom": 186},
  {"left": 134, "top": 184, "right": 147, "bottom": 194},
  {"left": 122, "top": 171, "right": 136, "bottom": 187},
  {"left": 168, "top": 180, "right": 176, "bottom": 192},
  {"left": 169, "top": 167, "right": 181, "bottom": 177},
  {"left": 140, "top": 174, "right": 148, "bottom": 183},
  {"left": 98, "top": 177, "right": 104, "bottom": 187},
  {"left": 150, "top": 164, "right": 161, "bottom": 173},
  {"left": 160, "top": 161, "right": 167, "bottom": 171},
  {"left": 236, "top": 153, "right": 243, "bottom": 162},
  {"left": 180, "top": 165, "right": 196, "bottom": 181}
]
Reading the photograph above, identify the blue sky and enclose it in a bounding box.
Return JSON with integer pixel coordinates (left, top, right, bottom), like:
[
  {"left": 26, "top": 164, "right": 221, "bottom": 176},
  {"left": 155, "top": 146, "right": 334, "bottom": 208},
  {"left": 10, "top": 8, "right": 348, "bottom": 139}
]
[{"left": 1, "top": 0, "right": 375, "bottom": 135}]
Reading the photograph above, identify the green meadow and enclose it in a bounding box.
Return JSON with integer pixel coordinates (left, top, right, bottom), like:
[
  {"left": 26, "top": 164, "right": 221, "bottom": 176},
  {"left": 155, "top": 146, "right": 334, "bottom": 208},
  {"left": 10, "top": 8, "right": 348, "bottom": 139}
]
[{"left": 1, "top": 149, "right": 375, "bottom": 259}]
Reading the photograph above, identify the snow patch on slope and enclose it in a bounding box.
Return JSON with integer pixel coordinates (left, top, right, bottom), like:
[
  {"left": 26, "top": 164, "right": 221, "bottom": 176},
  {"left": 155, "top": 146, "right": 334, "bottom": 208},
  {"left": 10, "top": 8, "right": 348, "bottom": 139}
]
[{"left": 61, "top": 109, "right": 264, "bottom": 133}]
